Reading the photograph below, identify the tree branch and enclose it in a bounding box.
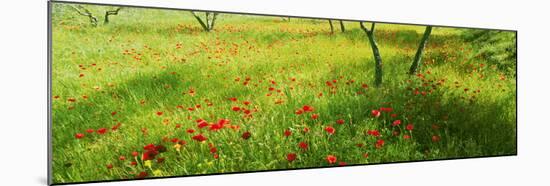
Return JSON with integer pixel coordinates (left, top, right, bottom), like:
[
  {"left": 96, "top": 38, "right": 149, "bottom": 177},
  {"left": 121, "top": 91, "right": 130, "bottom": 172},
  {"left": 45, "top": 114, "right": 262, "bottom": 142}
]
[
  {"left": 69, "top": 5, "right": 98, "bottom": 27},
  {"left": 104, "top": 7, "right": 122, "bottom": 24}
]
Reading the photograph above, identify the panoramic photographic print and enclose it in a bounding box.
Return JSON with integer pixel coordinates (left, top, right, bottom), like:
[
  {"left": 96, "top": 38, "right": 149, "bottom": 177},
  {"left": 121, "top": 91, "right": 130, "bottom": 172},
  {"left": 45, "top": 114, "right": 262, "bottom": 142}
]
[{"left": 49, "top": 2, "right": 517, "bottom": 184}]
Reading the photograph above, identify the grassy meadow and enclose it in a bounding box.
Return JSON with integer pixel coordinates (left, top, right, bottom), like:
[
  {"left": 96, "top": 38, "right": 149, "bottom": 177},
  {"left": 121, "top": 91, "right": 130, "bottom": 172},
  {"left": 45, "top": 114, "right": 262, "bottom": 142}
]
[{"left": 50, "top": 3, "right": 517, "bottom": 184}]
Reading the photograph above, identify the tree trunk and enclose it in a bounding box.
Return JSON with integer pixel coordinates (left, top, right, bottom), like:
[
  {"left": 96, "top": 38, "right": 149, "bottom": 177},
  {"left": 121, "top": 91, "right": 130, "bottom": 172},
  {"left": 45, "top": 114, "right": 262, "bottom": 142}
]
[
  {"left": 409, "top": 26, "right": 433, "bottom": 75},
  {"left": 69, "top": 5, "right": 98, "bottom": 27},
  {"left": 339, "top": 20, "right": 345, "bottom": 32},
  {"left": 191, "top": 11, "right": 210, "bottom": 31},
  {"left": 360, "top": 22, "right": 383, "bottom": 87},
  {"left": 328, "top": 20, "right": 334, "bottom": 34},
  {"left": 104, "top": 7, "right": 122, "bottom": 24},
  {"left": 209, "top": 13, "right": 219, "bottom": 30}
]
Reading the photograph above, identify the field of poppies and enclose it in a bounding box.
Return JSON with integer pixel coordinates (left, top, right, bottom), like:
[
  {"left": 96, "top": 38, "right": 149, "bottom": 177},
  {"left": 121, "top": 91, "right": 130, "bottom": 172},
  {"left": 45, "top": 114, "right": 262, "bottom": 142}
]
[{"left": 50, "top": 3, "right": 517, "bottom": 184}]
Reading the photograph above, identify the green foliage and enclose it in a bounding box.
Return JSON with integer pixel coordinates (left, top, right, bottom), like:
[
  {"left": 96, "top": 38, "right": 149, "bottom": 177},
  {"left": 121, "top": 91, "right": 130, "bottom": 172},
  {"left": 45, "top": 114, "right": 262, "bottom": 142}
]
[{"left": 462, "top": 30, "right": 517, "bottom": 76}]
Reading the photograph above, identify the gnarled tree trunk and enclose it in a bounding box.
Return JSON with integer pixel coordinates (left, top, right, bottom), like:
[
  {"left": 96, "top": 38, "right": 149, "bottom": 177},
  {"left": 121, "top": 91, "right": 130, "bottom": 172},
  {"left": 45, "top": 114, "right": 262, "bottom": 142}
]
[
  {"left": 328, "top": 20, "right": 334, "bottom": 34},
  {"left": 360, "top": 22, "right": 383, "bottom": 87},
  {"left": 69, "top": 5, "right": 98, "bottom": 27},
  {"left": 104, "top": 7, "right": 122, "bottom": 24},
  {"left": 191, "top": 11, "right": 219, "bottom": 32},
  {"left": 409, "top": 26, "right": 433, "bottom": 75}
]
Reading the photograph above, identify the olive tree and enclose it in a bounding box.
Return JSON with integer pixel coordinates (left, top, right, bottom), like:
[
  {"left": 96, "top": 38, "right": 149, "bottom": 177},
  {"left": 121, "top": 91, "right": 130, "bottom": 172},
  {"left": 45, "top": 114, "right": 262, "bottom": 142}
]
[
  {"left": 359, "top": 22, "right": 383, "bottom": 86},
  {"left": 191, "top": 11, "right": 219, "bottom": 32},
  {"left": 409, "top": 26, "right": 433, "bottom": 74}
]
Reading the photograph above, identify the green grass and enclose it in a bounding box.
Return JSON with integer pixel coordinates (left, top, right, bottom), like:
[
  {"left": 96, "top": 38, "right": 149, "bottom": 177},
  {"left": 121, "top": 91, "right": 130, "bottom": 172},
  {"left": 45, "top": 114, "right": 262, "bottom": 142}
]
[{"left": 51, "top": 3, "right": 516, "bottom": 184}]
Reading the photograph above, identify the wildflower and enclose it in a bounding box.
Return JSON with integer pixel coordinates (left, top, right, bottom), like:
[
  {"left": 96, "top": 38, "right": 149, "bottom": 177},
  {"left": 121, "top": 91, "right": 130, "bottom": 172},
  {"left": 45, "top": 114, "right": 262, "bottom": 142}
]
[
  {"left": 325, "top": 126, "right": 335, "bottom": 135},
  {"left": 371, "top": 110, "right": 381, "bottom": 117},
  {"left": 311, "top": 114, "right": 319, "bottom": 120},
  {"left": 286, "top": 153, "right": 297, "bottom": 162},
  {"left": 406, "top": 124, "right": 414, "bottom": 131},
  {"left": 298, "top": 142, "right": 308, "bottom": 150},
  {"left": 375, "top": 139, "right": 385, "bottom": 148},
  {"left": 392, "top": 120, "right": 402, "bottom": 126},
  {"left": 75, "top": 133, "right": 84, "bottom": 139},
  {"left": 326, "top": 155, "right": 337, "bottom": 164},
  {"left": 153, "top": 170, "right": 162, "bottom": 176},
  {"left": 302, "top": 105, "right": 314, "bottom": 112},
  {"left": 136, "top": 171, "right": 148, "bottom": 179},
  {"left": 192, "top": 134, "right": 207, "bottom": 142},
  {"left": 144, "top": 160, "right": 152, "bottom": 168},
  {"left": 336, "top": 119, "right": 345, "bottom": 125},
  {"left": 284, "top": 129, "right": 292, "bottom": 137},
  {"left": 242, "top": 131, "right": 252, "bottom": 140},
  {"left": 432, "top": 135, "right": 441, "bottom": 142},
  {"left": 97, "top": 128, "right": 107, "bottom": 134}
]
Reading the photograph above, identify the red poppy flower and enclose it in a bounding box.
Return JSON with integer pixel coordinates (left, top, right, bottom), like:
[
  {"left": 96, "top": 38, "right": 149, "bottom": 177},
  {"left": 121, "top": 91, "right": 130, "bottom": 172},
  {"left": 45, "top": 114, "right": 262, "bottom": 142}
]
[
  {"left": 390, "top": 113, "right": 397, "bottom": 118},
  {"left": 171, "top": 138, "right": 179, "bottom": 143},
  {"left": 142, "top": 150, "right": 159, "bottom": 161},
  {"left": 311, "top": 114, "right": 319, "bottom": 120},
  {"left": 231, "top": 106, "right": 241, "bottom": 112},
  {"left": 106, "top": 164, "right": 113, "bottom": 169},
  {"left": 302, "top": 105, "right": 314, "bottom": 112},
  {"left": 326, "top": 81, "right": 333, "bottom": 87},
  {"left": 406, "top": 124, "right": 414, "bottom": 131},
  {"left": 367, "top": 130, "right": 380, "bottom": 137},
  {"left": 186, "top": 129, "right": 195, "bottom": 133},
  {"left": 67, "top": 98, "right": 76, "bottom": 102},
  {"left": 156, "top": 111, "right": 163, "bottom": 116},
  {"left": 130, "top": 161, "right": 137, "bottom": 166},
  {"left": 325, "top": 126, "right": 335, "bottom": 135},
  {"left": 111, "top": 111, "right": 117, "bottom": 116},
  {"left": 375, "top": 139, "right": 385, "bottom": 148},
  {"left": 295, "top": 109, "right": 304, "bottom": 115},
  {"left": 303, "top": 127, "right": 310, "bottom": 133},
  {"left": 197, "top": 121, "right": 209, "bottom": 129},
  {"left": 338, "top": 162, "right": 347, "bottom": 166},
  {"left": 326, "top": 155, "right": 337, "bottom": 164},
  {"left": 75, "top": 133, "right": 84, "bottom": 139},
  {"left": 403, "top": 135, "right": 411, "bottom": 139},
  {"left": 243, "top": 101, "right": 251, "bottom": 105},
  {"left": 298, "top": 142, "right": 308, "bottom": 150},
  {"left": 112, "top": 123, "right": 121, "bottom": 131},
  {"left": 192, "top": 134, "right": 207, "bottom": 142},
  {"left": 242, "top": 131, "right": 252, "bottom": 140},
  {"left": 136, "top": 171, "right": 148, "bottom": 179},
  {"left": 119, "top": 156, "right": 126, "bottom": 161},
  {"left": 85, "top": 129, "right": 94, "bottom": 133},
  {"left": 210, "top": 147, "right": 217, "bottom": 153},
  {"left": 132, "top": 151, "right": 139, "bottom": 157},
  {"left": 97, "top": 128, "right": 107, "bottom": 135},
  {"left": 432, "top": 135, "right": 441, "bottom": 142},
  {"left": 286, "top": 153, "right": 297, "bottom": 162},
  {"left": 284, "top": 129, "right": 292, "bottom": 137},
  {"left": 213, "top": 153, "right": 219, "bottom": 159},
  {"left": 229, "top": 97, "right": 237, "bottom": 102},
  {"left": 363, "top": 153, "right": 369, "bottom": 158},
  {"left": 336, "top": 119, "right": 345, "bottom": 125},
  {"left": 371, "top": 110, "right": 381, "bottom": 118},
  {"left": 157, "top": 157, "right": 165, "bottom": 163},
  {"left": 392, "top": 120, "right": 402, "bottom": 126}
]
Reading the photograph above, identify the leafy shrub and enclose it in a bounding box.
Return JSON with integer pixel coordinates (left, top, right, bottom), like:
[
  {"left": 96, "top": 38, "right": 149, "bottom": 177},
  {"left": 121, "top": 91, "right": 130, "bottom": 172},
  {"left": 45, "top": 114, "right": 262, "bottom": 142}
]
[{"left": 462, "top": 30, "right": 516, "bottom": 76}]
